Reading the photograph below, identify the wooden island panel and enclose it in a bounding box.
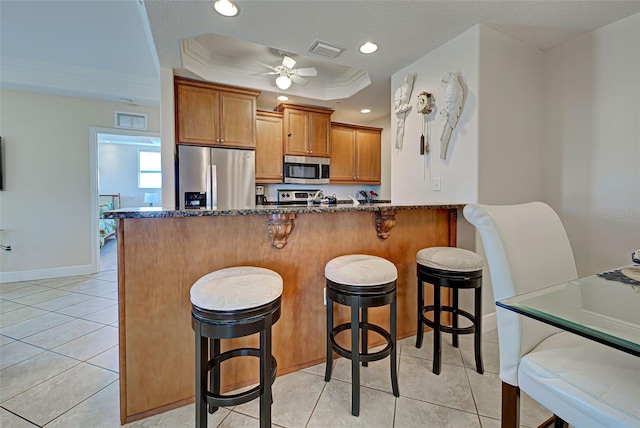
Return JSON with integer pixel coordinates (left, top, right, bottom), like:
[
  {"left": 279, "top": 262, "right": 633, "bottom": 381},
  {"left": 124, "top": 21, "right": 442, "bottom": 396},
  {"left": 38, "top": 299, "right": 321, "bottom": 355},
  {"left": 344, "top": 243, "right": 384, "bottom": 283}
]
[{"left": 118, "top": 208, "right": 455, "bottom": 423}]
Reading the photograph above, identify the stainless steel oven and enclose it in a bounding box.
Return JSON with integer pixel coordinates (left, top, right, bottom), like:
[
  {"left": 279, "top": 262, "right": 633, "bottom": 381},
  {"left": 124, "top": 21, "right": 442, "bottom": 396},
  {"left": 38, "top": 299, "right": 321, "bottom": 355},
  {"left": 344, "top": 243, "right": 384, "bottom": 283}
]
[{"left": 283, "top": 155, "right": 330, "bottom": 184}]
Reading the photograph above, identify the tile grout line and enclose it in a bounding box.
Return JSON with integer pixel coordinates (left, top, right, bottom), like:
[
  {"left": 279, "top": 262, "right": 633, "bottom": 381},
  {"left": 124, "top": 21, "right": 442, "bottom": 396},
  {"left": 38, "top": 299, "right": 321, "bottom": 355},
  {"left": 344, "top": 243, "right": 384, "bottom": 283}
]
[
  {"left": 37, "top": 378, "right": 119, "bottom": 428},
  {"left": 3, "top": 317, "right": 113, "bottom": 350},
  {"left": 0, "top": 405, "right": 40, "bottom": 427},
  {"left": 304, "top": 366, "right": 329, "bottom": 428}
]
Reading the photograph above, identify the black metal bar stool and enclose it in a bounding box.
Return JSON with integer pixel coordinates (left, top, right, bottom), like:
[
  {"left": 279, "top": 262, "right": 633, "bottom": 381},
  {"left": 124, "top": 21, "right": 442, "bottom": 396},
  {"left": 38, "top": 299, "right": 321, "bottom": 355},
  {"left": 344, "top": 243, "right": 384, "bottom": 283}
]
[
  {"left": 190, "top": 266, "right": 283, "bottom": 428},
  {"left": 415, "top": 247, "right": 484, "bottom": 375},
  {"left": 324, "top": 254, "right": 400, "bottom": 417}
]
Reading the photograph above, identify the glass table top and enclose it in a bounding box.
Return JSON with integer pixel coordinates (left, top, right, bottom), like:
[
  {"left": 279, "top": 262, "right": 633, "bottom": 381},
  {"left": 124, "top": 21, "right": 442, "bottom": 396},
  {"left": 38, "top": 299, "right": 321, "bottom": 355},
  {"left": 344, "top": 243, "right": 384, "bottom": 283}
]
[{"left": 497, "top": 267, "right": 640, "bottom": 357}]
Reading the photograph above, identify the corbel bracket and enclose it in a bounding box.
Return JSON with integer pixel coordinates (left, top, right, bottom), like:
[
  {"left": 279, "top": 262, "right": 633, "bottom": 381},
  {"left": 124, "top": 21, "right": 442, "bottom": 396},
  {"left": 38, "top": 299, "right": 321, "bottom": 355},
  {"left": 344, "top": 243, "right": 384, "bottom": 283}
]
[
  {"left": 267, "top": 213, "right": 296, "bottom": 249},
  {"left": 375, "top": 210, "right": 397, "bottom": 239}
]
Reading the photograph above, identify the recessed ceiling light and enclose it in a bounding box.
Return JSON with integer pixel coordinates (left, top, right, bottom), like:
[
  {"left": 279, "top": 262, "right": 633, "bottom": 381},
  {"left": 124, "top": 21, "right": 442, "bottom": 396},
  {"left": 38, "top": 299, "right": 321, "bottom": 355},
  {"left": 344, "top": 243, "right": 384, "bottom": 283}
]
[
  {"left": 213, "top": 0, "right": 238, "bottom": 17},
  {"left": 277, "top": 95, "right": 289, "bottom": 101},
  {"left": 359, "top": 42, "right": 378, "bottom": 54},
  {"left": 360, "top": 108, "right": 371, "bottom": 114}
]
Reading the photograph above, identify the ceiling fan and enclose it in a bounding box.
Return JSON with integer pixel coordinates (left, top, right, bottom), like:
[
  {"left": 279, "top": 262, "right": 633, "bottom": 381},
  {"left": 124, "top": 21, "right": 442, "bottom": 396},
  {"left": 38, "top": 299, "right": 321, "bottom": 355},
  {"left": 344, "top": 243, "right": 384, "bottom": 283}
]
[{"left": 258, "top": 55, "right": 318, "bottom": 90}]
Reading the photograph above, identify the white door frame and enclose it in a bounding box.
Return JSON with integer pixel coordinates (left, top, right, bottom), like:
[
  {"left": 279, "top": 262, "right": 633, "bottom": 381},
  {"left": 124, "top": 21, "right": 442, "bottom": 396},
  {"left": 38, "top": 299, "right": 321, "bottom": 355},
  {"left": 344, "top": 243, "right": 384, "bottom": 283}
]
[{"left": 89, "top": 127, "right": 161, "bottom": 273}]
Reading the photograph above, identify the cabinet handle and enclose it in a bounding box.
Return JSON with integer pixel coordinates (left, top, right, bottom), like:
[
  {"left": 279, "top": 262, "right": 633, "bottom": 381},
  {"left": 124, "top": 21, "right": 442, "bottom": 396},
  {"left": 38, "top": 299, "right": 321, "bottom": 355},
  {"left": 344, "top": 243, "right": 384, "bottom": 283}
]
[
  {"left": 216, "top": 138, "right": 220, "bottom": 142},
  {"left": 220, "top": 139, "right": 224, "bottom": 143}
]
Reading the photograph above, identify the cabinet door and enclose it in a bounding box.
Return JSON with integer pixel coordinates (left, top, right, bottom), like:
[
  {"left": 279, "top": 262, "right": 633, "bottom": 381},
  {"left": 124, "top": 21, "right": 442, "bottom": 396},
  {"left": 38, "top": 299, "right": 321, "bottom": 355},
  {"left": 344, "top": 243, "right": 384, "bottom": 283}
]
[
  {"left": 256, "top": 114, "right": 283, "bottom": 183},
  {"left": 355, "top": 129, "right": 381, "bottom": 184},
  {"left": 177, "top": 84, "right": 219, "bottom": 145},
  {"left": 308, "top": 112, "right": 331, "bottom": 157},
  {"left": 219, "top": 91, "right": 256, "bottom": 148},
  {"left": 284, "top": 109, "right": 309, "bottom": 155},
  {"left": 330, "top": 126, "right": 356, "bottom": 183}
]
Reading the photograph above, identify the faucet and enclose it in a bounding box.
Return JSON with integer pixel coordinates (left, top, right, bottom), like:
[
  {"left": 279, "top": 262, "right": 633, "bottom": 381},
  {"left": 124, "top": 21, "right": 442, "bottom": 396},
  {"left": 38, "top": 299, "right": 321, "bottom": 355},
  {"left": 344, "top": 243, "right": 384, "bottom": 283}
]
[{"left": 307, "top": 190, "right": 324, "bottom": 205}]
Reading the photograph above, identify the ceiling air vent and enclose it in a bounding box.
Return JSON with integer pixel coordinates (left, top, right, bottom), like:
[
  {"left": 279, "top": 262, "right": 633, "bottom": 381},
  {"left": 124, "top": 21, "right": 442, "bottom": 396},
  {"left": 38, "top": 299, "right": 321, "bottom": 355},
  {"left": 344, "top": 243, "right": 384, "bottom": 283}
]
[
  {"left": 308, "top": 40, "right": 343, "bottom": 58},
  {"left": 114, "top": 111, "right": 148, "bottom": 131}
]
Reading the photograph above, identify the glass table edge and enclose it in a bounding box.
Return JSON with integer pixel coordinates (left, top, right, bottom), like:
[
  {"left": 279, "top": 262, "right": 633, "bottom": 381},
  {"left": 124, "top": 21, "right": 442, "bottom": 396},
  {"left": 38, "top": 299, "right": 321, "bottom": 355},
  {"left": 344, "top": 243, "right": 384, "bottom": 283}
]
[{"left": 495, "top": 300, "right": 640, "bottom": 357}]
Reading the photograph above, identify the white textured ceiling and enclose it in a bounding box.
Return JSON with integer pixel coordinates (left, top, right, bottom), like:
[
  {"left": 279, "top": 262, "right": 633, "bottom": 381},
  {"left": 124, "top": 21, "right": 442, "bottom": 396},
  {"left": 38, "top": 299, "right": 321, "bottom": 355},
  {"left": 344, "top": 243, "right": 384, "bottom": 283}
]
[{"left": 1, "top": 1, "right": 638, "bottom": 124}]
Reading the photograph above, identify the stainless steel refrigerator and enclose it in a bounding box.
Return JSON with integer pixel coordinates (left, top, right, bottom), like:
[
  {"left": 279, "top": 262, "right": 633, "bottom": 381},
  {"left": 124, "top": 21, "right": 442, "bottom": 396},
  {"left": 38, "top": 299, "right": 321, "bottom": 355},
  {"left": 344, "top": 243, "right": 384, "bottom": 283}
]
[{"left": 177, "top": 145, "right": 255, "bottom": 210}]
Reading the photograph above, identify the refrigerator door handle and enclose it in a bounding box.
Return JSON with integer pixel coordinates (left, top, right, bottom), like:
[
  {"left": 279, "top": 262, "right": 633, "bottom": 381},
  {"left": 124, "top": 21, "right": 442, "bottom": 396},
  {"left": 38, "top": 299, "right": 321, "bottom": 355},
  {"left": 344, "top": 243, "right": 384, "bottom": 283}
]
[
  {"left": 210, "top": 165, "right": 218, "bottom": 210},
  {"left": 205, "top": 165, "right": 212, "bottom": 210}
]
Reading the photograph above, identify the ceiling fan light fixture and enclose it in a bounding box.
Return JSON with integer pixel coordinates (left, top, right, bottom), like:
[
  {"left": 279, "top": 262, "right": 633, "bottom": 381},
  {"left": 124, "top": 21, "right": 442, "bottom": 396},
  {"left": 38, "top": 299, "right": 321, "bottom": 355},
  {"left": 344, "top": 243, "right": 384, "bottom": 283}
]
[
  {"left": 275, "top": 75, "right": 292, "bottom": 90},
  {"left": 213, "top": 0, "right": 238, "bottom": 17},
  {"left": 359, "top": 42, "right": 378, "bottom": 54}
]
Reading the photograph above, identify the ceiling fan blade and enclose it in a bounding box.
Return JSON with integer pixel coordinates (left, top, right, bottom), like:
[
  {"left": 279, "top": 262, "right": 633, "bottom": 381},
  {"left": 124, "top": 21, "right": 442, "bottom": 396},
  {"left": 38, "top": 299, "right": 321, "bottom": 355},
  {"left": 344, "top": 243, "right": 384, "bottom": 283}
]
[
  {"left": 282, "top": 55, "right": 296, "bottom": 69},
  {"left": 290, "top": 75, "right": 309, "bottom": 86},
  {"left": 251, "top": 71, "right": 278, "bottom": 76},
  {"left": 257, "top": 62, "right": 277, "bottom": 71},
  {"left": 296, "top": 67, "right": 317, "bottom": 77}
]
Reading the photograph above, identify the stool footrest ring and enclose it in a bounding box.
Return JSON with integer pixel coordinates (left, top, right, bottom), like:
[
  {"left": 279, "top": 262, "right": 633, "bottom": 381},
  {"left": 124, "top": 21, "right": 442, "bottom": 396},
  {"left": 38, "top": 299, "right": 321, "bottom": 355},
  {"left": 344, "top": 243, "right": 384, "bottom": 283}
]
[
  {"left": 329, "top": 322, "right": 392, "bottom": 363},
  {"left": 420, "top": 306, "right": 476, "bottom": 335},
  {"left": 203, "top": 348, "right": 277, "bottom": 408}
]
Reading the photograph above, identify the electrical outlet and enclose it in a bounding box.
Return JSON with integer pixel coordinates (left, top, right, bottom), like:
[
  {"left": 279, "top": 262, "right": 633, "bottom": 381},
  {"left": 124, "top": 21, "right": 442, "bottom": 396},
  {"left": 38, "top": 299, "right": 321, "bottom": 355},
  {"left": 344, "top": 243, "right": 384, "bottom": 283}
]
[
  {"left": 433, "top": 177, "right": 441, "bottom": 191},
  {"left": 323, "top": 288, "right": 327, "bottom": 305}
]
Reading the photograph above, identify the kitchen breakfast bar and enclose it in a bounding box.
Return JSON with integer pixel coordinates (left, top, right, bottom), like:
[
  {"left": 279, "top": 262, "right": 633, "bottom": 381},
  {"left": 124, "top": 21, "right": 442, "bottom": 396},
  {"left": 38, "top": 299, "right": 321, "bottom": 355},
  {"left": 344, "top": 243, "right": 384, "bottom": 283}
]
[{"left": 104, "top": 203, "right": 462, "bottom": 424}]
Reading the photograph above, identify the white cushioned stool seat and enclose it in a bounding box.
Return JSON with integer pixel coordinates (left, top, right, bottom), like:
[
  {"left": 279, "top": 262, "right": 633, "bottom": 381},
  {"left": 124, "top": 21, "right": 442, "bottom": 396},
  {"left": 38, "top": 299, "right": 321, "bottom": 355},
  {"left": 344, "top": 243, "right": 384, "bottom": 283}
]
[
  {"left": 325, "top": 254, "right": 398, "bottom": 286},
  {"left": 519, "top": 332, "right": 640, "bottom": 427},
  {"left": 190, "top": 267, "right": 283, "bottom": 311},
  {"left": 416, "top": 247, "right": 483, "bottom": 272}
]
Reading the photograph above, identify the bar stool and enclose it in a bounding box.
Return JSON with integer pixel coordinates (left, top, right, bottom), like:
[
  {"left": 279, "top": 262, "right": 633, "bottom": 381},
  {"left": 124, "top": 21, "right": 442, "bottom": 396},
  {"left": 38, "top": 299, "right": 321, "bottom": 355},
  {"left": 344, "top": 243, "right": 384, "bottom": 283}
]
[
  {"left": 190, "top": 266, "right": 283, "bottom": 428},
  {"left": 324, "top": 254, "right": 400, "bottom": 417},
  {"left": 415, "top": 247, "right": 484, "bottom": 375}
]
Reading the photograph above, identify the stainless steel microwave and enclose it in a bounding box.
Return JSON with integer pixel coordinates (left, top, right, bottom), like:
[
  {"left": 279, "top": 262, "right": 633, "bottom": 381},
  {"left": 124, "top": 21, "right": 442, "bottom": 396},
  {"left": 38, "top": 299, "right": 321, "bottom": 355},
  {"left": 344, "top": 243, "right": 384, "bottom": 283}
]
[{"left": 283, "top": 155, "right": 330, "bottom": 184}]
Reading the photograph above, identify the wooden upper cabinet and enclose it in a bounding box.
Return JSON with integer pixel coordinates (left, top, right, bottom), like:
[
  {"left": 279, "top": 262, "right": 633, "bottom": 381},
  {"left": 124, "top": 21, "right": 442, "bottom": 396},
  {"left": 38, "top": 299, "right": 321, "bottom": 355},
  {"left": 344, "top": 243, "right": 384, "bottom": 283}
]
[
  {"left": 283, "top": 109, "right": 308, "bottom": 155},
  {"left": 330, "top": 125, "right": 356, "bottom": 182},
  {"left": 175, "top": 77, "right": 259, "bottom": 149},
  {"left": 330, "top": 123, "right": 382, "bottom": 184},
  {"left": 176, "top": 84, "right": 218, "bottom": 144},
  {"left": 355, "top": 128, "right": 381, "bottom": 183},
  {"left": 277, "top": 103, "right": 333, "bottom": 157},
  {"left": 308, "top": 112, "right": 332, "bottom": 157},
  {"left": 255, "top": 111, "right": 283, "bottom": 183}
]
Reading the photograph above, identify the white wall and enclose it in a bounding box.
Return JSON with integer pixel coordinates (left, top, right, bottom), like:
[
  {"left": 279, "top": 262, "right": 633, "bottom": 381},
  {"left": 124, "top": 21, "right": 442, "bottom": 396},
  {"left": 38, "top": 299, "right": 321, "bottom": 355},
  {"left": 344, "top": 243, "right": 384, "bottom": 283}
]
[
  {"left": 160, "top": 67, "right": 176, "bottom": 209},
  {"left": 0, "top": 89, "right": 159, "bottom": 281},
  {"left": 391, "top": 26, "right": 480, "bottom": 204},
  {"left": 477, "top": 26, "right": 544, "bottom": 204},
  {"left": 542, "top": 13, "right": 640, "bottom": 276},
  {"left": 389, "top": 18, "right": 639, "bottom": 324},
  {"left": 99, "top": 143, "right": 162, "bottom": 208},
  {"left": 473, "top": 25, "right": 545, "bottom": 316}
]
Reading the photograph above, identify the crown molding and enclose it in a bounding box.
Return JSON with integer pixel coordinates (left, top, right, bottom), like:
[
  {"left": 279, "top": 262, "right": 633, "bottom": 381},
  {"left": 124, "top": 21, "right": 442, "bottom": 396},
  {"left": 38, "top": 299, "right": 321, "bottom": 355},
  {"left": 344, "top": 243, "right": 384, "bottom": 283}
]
[
  {"left": 180, "top": 38, "right": 371, "bottom": 101},
  {"left": 0, "top": 56, "right": 160, "bottom": 106}
]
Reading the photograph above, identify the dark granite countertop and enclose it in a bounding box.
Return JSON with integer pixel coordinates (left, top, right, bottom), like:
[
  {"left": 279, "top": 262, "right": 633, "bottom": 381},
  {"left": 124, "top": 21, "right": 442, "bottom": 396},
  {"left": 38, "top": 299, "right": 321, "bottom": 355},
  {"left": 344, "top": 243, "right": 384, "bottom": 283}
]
[{"left": 103, "top": 202, "right": 464, "bottom": 219}]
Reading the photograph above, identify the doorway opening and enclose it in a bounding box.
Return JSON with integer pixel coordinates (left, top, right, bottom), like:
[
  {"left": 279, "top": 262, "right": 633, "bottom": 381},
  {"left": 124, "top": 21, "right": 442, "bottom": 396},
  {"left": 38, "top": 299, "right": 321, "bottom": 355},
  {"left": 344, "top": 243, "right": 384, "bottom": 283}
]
[{"left": 90, "top": 127, "right": 161, "bottom": 273}]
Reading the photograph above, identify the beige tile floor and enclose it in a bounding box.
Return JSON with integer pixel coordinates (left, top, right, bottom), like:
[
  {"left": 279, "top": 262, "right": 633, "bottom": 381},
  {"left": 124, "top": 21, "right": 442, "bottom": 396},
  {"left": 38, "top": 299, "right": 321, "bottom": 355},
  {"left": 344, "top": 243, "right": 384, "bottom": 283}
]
[{"left": 1, "top": 249, "right": 552, "bottom": 427}]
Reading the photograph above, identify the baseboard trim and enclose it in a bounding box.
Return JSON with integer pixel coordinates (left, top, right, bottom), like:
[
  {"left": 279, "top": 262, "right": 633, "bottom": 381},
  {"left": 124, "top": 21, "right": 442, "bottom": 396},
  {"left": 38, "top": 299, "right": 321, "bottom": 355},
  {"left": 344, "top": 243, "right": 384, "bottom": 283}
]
[
  {"left": 0, "top": 264, "right": 96, "bottom": 283},
  {"left": 483, "top": 312, "right": 497, "bottom": 332}
]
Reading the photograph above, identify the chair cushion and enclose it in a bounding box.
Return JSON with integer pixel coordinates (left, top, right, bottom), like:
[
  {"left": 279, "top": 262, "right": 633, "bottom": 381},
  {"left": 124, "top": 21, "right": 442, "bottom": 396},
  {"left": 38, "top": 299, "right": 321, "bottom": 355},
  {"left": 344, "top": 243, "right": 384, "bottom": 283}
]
[
  {"left": 519, "top": 332, "right": 640, "bottom": 427},
  {"left": 416, "top": 247, "right": 483, "bottom": 272},
  {"left": 190, "top": 267, "right": 283, "bottom": 311},
  {"left": 325, "top": 254, "right": 397, "bottom": 286}
]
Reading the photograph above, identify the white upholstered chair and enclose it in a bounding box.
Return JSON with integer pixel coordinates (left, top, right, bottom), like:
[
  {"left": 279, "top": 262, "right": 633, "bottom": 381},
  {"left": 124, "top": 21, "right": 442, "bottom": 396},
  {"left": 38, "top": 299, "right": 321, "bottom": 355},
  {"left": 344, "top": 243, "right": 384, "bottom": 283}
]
[{"left": 464, "top": 202, "right": 640, "bottom": 428}]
